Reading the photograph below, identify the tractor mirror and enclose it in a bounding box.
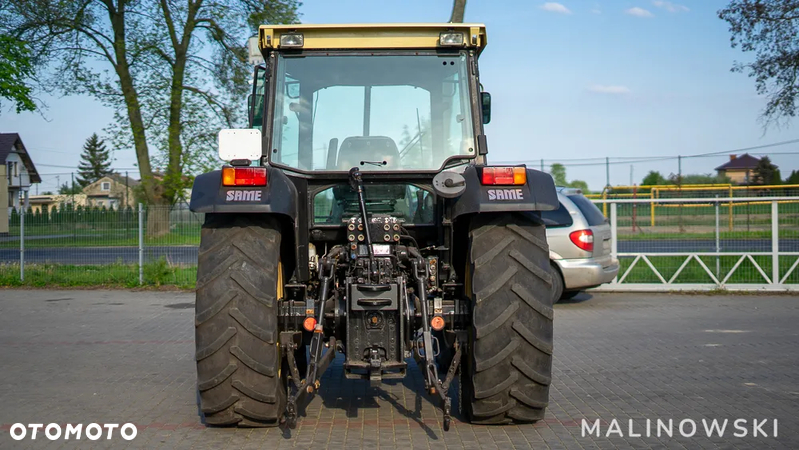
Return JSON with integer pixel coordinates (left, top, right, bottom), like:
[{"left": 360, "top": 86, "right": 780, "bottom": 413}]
[
  {"left": 219, "top": 129, "right": 262, "bottom": 162},
  {"left": 481, "top": 92, "right": 491, "bottom": 124}
]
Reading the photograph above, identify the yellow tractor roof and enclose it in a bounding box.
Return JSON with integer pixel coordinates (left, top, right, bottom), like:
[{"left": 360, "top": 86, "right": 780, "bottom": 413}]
[{"left": 258, "top": 23, "right": 487, "bottom": 55}]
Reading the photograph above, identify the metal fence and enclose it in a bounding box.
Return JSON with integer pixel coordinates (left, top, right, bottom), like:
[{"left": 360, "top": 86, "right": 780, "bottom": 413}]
[
  {"left": 1, "top": 204, "right": 202, "bottom": 287},
  {"left": 2, "top": 196, "right": 798, "bottom": 291},
  {"left": 592, "top": 196, "right": 799, "bottom": 291}
]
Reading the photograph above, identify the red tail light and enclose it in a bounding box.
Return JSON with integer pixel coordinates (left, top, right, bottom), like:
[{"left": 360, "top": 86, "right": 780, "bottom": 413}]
[
  {"left": 481, "top": 166, "right": 527, "bottom": 185},
  {"left": 569, "top": 229, "right": 594, "bottom": 252},
  {"left": 222, "top": 167, "right": 267, "bottom": 186}
]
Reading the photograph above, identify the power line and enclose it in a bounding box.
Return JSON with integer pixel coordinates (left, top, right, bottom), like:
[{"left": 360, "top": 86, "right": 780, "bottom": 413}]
[{"left": 497, "top": 138, "right": 799, "bottom": 166}]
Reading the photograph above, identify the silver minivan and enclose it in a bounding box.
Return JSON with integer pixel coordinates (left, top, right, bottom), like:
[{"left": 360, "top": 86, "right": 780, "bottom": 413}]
[{"left": 542, "top": 187, "right": 619, "bottom": 301}]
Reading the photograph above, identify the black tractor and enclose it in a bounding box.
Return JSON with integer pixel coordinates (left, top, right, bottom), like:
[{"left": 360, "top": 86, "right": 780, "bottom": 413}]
[{"left": 189, "top": 23, "right": 558, "bottom": 430}]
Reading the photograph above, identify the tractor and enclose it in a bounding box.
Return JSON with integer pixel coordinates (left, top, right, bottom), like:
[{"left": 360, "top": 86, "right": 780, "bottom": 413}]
[{"left": 189, "top": 23, "right": 558, "bottom": 430}]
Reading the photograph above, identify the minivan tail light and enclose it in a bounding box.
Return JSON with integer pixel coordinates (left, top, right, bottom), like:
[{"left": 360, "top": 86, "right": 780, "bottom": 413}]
[
  {"left": 569, "top": 229, "right": 594, "bottom": 252},
  {"left": 481, "top": 167, "right": 527, "bottom": 185},
  {"left": 222, "top": 167, "right": 267, "bottom": 186}
]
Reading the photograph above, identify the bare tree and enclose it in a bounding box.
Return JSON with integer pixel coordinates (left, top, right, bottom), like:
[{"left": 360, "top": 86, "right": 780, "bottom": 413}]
[
  {"left": 719, "top": 1, "right": 799, "bottom": 127},
  {"left": 1, "top": 0, "right": 299, "bottom": 235},
  {"left": 450, "top": 0, "right": 467, "bottom": 23}
]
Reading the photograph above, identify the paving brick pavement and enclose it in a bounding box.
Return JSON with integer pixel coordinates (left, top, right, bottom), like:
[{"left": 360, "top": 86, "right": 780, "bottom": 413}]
[{"left": 0, "top": 289, "right": 796, "bottom": 449}]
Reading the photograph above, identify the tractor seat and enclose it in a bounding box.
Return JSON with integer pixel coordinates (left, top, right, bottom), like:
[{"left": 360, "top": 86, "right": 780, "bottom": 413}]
[{"left": 337, "top": 136, "right": 400, "bottom": 170}]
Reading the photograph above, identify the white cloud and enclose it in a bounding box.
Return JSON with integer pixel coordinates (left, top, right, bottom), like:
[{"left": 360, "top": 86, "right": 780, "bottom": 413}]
[
  {"left": 625, "top": 7, "right": 654, "bottom": 17},
  {"left": 588, "top": 85, "right": 632, "bottom": 95},
  {"left": 591, "top": 8, "right": 602, "bottom": 14},
  {"left": 540, "top": 2, "right": 572, "bottom": 14},
  {"left": 652, "top": 0, "right": 689, "bottom": 13}
]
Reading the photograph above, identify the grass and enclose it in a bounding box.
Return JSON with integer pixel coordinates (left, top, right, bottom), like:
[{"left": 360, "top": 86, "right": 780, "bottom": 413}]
[
  {"left": 3, "top": 257, "right": 796, "bottom": 289},
  {"left": 0, "top": 259, "right": 197, "bottom": 288},
  {"left": 0, "top": 229, "right": 200, "bottom": 248},
  {"left": 617, "top": 255, "right": 799, "bottom": 284},
  {"left": 616, "top": 230, "right": 799, "bottom": 240}
]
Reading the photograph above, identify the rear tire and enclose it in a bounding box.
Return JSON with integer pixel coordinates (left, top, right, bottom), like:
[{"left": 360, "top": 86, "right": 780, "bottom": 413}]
[
  {"left": 560, "top": 290, "right": 582, "bottom": 300},
  {"left": 195, "top": 215, "right": 286, "bottom": 427},
  {"left": 463, "top": 213, "right": 554, "bottom": 424},
  {"left": 550, "top": 263, "right": 564, "bottom": 304}
]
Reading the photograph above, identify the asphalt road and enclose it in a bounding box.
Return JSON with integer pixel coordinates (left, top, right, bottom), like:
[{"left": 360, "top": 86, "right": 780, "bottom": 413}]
[
  {"left": 0, "top": 290, "right": 796, "bottom": 449},
  {"left": 1, "top": 239, "right": 797, "bottom": 265}
]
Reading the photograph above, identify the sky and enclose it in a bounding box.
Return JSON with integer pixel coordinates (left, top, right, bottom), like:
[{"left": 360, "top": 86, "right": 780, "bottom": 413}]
[{"left": 2, "top": 0, "right": 799, "bottom": 193}]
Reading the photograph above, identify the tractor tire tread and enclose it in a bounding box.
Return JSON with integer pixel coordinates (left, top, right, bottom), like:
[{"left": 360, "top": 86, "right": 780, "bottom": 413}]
[{"left": 465, "top": 213, "right": 553, "bottom": 425}]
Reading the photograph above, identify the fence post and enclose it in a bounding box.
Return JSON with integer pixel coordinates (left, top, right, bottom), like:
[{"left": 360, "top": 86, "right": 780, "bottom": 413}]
[
  {"left": 772, "top": 200, "right": 779, "bottom": 286},
  {"left": 650, "top": 188, "right": 656, "bottom": 227},
  {"left": 19, "top": 207, "right": 24, "bottom": 282},
  {"left": 610, "top": 202, "right": 618, "bottom": 284},
  {"left": 715, "top": 195, "right": 720, "bottom": 283},
  {"left": 138, "top": 203, "right": 144, "bottom": 285},
  {"left": 728, "top": 186, "right": 733, "bottom": 232}
]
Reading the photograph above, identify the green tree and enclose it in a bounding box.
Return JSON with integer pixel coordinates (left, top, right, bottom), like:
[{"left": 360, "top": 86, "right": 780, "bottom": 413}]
[
  {"left": 752, "top": 156, "right": 779, "bottom": 184},
  {"left": 77, "top": 133, "right": 112, "bottom": 187},
  {"left": 719, "top": 1, "right": 799, "bottom": 126},
  {"left": 548, "top": 163, "right": 590, "bottom": 191},
  {"left": 549, "top": 163, "right": 568, "bottom": 186},
  {"left": 569, "top": 179, "right": 589, "bottom": 192},
  {"left": 1, "top": 0, "right": 300, "bottom": 236},
  {"left": 681, "top": 173, "right": 731, "bottom": 185},
  {"left": 641, "top": 170, "right": 669, "bottom": 186},
  {"left": 786, "top": 170, "right": 799, "bottom": 184},
  {"left": 0, "top": 34, "right": 35, "bottom": 114},
  {"left": 59, "top": 182, "right": 82, "bottom": 195}
]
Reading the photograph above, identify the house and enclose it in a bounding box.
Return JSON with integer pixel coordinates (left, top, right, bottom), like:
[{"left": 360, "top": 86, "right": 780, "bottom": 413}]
[
  {"left": 28, "top": 194, "right": 88, "bottom": 213},
  {"left": 715, "top": 154, "right": 764, "bottom": 185},
  {"left": 1, "top": 133, "right": 41, "bottom": 216},
  {"left": 82, "top": 174, "right": 139, "bottom": 209},
  {"left": 0, "top": 165, "right": 6, "bottom": 234}
]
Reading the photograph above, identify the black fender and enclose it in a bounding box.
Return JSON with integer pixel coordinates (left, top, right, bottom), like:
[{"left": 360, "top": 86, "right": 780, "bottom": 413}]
[
  {"left": 188, "top": 166, "right": 298, "bottom": 222},
  {"left": 451, "top": 165, "right": 558, "bottom": 220}
]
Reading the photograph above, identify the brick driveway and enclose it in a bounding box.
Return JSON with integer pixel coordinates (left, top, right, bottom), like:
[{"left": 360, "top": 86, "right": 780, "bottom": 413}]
[{"left": 0, "top": 289, "right": 796, "bottom": 449}]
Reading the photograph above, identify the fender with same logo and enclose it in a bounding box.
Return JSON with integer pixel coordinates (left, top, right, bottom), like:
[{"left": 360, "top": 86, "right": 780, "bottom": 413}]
[
  {"left": 451, "top": 165, "right": 558, "bottom": 220},
  {"left": 188, "top": 166, "right": 298, "bottom": 221}
]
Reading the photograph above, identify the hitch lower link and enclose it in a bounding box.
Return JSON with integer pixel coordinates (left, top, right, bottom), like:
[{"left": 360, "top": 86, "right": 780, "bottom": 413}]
[
  {"left": 282, "top": 255, "right": 340, "bottom": 429},
  {"left": 412, "top": 258, "right": 463, "bottom": 432}
]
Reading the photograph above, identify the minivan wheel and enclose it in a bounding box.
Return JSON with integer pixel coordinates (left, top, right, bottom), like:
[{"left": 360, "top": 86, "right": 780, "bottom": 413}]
[{"left": 550, "top": 263, "right": 564, "bottom": 304}]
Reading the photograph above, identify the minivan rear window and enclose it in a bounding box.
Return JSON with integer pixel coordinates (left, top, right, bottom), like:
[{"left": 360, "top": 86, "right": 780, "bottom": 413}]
[
  {"left": 568, "top": 195, "right": 607, "bottom": 226},
  {"left": 541, "top": 202, "right": 573, "bottom": 228}
]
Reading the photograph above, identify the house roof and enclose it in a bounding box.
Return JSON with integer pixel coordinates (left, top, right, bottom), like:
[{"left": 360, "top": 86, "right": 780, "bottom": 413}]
[
  {"left": 715, "top": 153, "right": 761, "bottom": 171},
  {"left": 0, "top": 133, "right": 42, "bottom": 183},
  {"left": 84, "top": 173, "right": 140, "bottom": 191},
  {"left": 108, "top": 173, "right": 140, "bottom": 187}
]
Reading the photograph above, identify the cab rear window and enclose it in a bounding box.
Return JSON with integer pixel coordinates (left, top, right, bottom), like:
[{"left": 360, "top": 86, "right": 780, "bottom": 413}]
[
  {"left": 541, "top": 202, "right": 573, "bottom": 228},
  {"left": 568, "top": 195, "right": 607, "bottom": 226}
]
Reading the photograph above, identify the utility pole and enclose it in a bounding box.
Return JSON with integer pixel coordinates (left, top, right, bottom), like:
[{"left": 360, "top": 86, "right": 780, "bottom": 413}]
[
  {"left": 125, "top": 171, "right": 129, "bottom": 209},
  {"left": 540, "top": 159, "right": 544, "bottom": 172},
  {"left": 605, "top": 157, "right": 610, "bottom": 189},
  {"left": 678, "top": 155, "right": 684, "bottom": 232}
]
